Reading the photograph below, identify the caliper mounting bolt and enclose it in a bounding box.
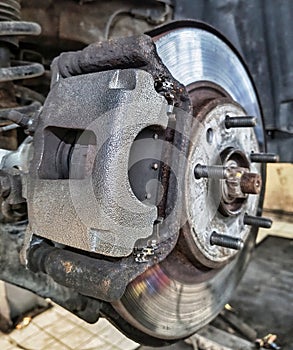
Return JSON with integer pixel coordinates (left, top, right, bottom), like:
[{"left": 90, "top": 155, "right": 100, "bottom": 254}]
[
  {"left": 250, "top": 153, "right": 279, "bottom": 163},
  {"left": 244, "top": 215, "right": 272, "bottom": 229},
  {"left": 225, "top": 115, "right": 256, "bottom": 129},
  {"left": 210, "top": 231, "right": 244, "bottom": 250}
]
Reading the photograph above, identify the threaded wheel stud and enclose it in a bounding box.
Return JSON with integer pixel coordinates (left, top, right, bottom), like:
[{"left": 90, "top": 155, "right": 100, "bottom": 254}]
[
  {"left": 225, "top": 115, "right": 256, "bottom": 129},
  {"left": 244, "top": 215, "right": 272, "bottom": 229},
  {"left": 250, "top": 153, "right": 279, "bottom": 163},
  {"left": 210, "top": 231, "right": 244, "bottom": 250},
  {"left": 194, "top": 164, "right": 226, "bottom": 180}
]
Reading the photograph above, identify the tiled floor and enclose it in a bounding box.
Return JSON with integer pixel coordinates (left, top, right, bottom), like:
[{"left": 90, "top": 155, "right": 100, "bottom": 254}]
[
  {"left": 0, "top": 218, "right": 291, "bottom": 350},
  {"left": 0, "top": 304, "right": 139, "bottom": 350}
]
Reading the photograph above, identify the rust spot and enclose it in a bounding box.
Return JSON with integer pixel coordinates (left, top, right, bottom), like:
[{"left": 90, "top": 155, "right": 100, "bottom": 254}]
[
  {"left": 240, "top": 172, "right": 262, "bottom": 194},
  {"left": 62, "top": 261, "right": 73, "bottom": 273},
  {"left": 101, "top": 279, "right": 111, "bottom": 293}
]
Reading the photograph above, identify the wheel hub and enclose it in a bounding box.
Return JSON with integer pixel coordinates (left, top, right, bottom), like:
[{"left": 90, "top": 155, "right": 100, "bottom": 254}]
[{"left": 185, "top": 99, "right": 261, "bottom": 267}]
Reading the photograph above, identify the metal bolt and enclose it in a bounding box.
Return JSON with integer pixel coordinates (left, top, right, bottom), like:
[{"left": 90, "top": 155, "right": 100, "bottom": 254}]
[
  {"left": 244, "top": 215, "right": 272, "bottom": 229},
  {"left": 240, "top": 172, "right": 262, "bottom": 194},
  {"left": 194, "top": 164, "right": 226, "bottom": 180},
  {"left": 225, "top": 115, "right": 256, "bottom": 129},
  {"left": 210, "top": 231, "right": 244, "bottom": 250},
  {"left": 153, "top": 133, "right": 159, "bottom": 140},
  {"left": 250, "top": 153, "right": 279, "bottom": 163}
]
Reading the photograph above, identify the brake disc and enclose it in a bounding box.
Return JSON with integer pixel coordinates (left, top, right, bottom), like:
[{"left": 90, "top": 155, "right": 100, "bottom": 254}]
[{"left": 112, "top": 21, "right": 266, "bottom": 341}]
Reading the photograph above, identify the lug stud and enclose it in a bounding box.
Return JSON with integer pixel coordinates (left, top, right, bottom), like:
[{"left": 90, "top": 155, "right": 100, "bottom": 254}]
[
  {"left": 194, "top": 164, "right": 226, "bottom": 180},
  {"left": 225, "top": 115, "right": 256, "bottom": 129},
  {"left": 210, "top": 231, "right": 244, "bottom": 250},
  {"left": 244, "top": 215, "right": 272, "bottom": 229},
  {"left": 250, "top": 153, "right": 279, "bottom": 163}
]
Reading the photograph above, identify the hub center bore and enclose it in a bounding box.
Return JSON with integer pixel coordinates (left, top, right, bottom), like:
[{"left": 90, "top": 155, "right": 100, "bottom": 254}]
[{"left": 194, "top": 153, "right": 262, "bottom": 211}]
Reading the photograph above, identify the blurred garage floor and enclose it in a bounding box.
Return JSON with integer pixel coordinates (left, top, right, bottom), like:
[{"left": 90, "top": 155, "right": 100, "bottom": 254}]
[
  {"left": 0, "top": 218, "right": 291, "bottom": 350},
  {"left": 0, "top": 303, "right": 139, "bottom": 350}
]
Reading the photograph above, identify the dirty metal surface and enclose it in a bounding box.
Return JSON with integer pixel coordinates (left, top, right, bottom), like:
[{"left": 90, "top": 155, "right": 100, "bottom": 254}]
[
  {"left": 113, "top": 230, "right": 256, "bottom": 341},
  {"left": 138, "top": 236, "right": 292, "bottom": 349},
  {"left": 53, "top": 34, "right": 190, "bottom": 111},
  {"left": 185, "top": 101, "right": 260, "bottom": 267},
  {"left": 27, "top": 235, "right": 179, "bottom": 303},
  {"left": 150, "top": 21, "right": 265, "bottom": 152},
  {"left": 27, "top": 68, "right": 169, "bottom": 257},
  {"left": 110, "top": 21, "right": 265, "bottom": 342},
  {"left": 172, "top": 1, "right": 293, "bottom": 162},
  {"left": 0, "top": 222, "right": 102, "bottom": 324}
]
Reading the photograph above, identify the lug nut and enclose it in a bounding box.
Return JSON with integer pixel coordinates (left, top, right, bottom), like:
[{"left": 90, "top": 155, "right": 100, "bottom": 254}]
[
  {"left": 194, "top": 164, "right": 226, "bottom": 180},
  {"left": 244, "top": 215, "right": 272, "bottom": 229},
  {"left": 250, "top": 153, "right": 279, "bottom": 163},
  {"left": 210, "top": 231, "right": 244, "bottom": 250},
  {"left": 225, "top": 115, "right": 256, "bottom": 129},
  {"left": 240, "top": 172, "right": 262, "bottom": 194}
]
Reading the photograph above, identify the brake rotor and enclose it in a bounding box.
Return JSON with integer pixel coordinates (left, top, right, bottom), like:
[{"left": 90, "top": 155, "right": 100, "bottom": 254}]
[{"left": 112, "top": 21, "right": 265, "bottom": 341}]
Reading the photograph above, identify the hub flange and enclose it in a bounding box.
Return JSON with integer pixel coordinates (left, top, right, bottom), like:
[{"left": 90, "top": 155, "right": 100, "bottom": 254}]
[{"left": 184, "top": 99, "right": 261, "bottom": 268}]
